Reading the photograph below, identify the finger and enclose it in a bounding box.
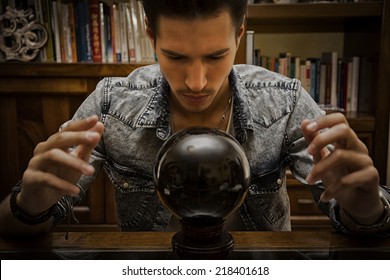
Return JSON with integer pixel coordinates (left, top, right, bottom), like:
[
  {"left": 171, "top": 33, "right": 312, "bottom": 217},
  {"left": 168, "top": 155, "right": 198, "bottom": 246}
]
[
  {"left": 35, "top": 115, "right": 102, "bottom": 154},
  {"left": 304, "top": 113, "right": 366, "bottom": 153},
  {"left": 35, "top": 129, "right": 102, "bottom": 155},
  {"left": 306, "top": 122, "right": 365, "bottom": 157},
  {"left": 61, "top": 115, "right": 100, "bottom": 132},
  {"left": 306, "top": 149, "right": 373, "bottom": 184},
  {"left": 301, "top": 119, "right": 330, "bottom": 163},
  {"left": 307, "top": 113, "right": 348, "bottom": 131},
  {"left": 301, "top": 119, "right": 314, "bottom": 143},
  {"left": 72, "top": 121, "right": 104, "bottom": 161},
  {"left": 320, "top": 166, "right": 379, "bottom": 203},
  {"left": 303, "top": 113, "right": 348, "bottom": 148},
  {"left": 30, "top": 148, "right": 95, "bottom": 177},
  {"left": 23, "top": 168, "right": 81, "bottom": 196}
]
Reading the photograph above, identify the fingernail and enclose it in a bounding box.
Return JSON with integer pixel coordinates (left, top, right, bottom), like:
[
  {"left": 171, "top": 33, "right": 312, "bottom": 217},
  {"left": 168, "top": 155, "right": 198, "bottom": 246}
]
[
  {"left": 307, "top": 121, "right": 317, "bottom": 131},
  {"left": 86, "top": 131, "right": 99, "bottom": 140}
]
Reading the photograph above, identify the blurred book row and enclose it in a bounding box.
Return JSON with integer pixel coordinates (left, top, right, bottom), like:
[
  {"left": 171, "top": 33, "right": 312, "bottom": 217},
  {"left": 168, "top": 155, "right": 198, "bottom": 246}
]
[
  {"left": 0, "top": 0, "right": 155, "bottom": 63},
  {"left": 246, "top": 32, "right": 374, "bottom": 113}
]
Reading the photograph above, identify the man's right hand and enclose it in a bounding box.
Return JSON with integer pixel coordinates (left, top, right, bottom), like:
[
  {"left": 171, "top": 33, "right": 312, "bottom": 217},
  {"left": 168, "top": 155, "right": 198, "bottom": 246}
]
[{"left": 16, "top": 115, "right": 104, "bottom": 217}]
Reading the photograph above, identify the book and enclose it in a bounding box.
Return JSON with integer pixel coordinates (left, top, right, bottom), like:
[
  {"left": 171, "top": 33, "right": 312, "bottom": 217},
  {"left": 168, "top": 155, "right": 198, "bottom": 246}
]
[
  {"left": 278, "top": 52, "right": 291, "bottom": 77},
  {"left": 300, "top": 59, "right": 311, "bottom": 93},
  {"left": 129, "top": 0, "right": 142, "bottom": 63},
  {"left": 350, "top": 56, "right": 360, "bottom": 112},
  {"left": 67, "top": 1, "right": 78, "bottom": 62},
  {"left": 125, "top": 2, "right": 136, "bottom": 63},
  {"left": 345, "top": 60, "right": 353, "bottom": 112},
  {"left": 99, "top": 2, "right": 107, "bottom": 63},
  {"left": 109, "top": 0, "right": 117, "bottom": 63},
  {"left": 318, "top": 63, "right": 327, "bottom": 104},
  {"left": 246, "top": 31, "right": 254, "bottom": 65},
  {"left": 118, "top": 3, "right": 129, "bottom": 62},
  {"left": 307, "top": 58, "right": 321, "bottom": 102},
  {"left": 40, "top": 0, "right": 55, "bottom": 62},
  {"left": 89, "top": 0, "right": 102, "bottom": 62},
  {"left": 321, "top": 51, "right": 338, "bottom": 106},
  {"left": 112, "top": 2, "right": 122, "bottom": 62},
  {"left": 51, "top": 0, "right": 62, "bottom": 62},
  {"left": 136, "top": 0, "right": 155, "bottom": 62}
]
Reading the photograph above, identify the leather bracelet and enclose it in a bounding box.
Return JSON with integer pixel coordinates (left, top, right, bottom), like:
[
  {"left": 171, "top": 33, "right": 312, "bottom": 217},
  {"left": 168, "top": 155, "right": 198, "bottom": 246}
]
[
  {"left": 10, "top": 180, "right": 55, "bottom": 225},
  {"left": 340, "top": 190, "right": 390, "bottom": 234}
]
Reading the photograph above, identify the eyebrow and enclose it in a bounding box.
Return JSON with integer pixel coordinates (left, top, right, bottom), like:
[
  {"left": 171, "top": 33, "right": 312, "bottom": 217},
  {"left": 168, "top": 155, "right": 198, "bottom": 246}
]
[{"left": 160, "top": 48, "right": 230, "bottom": 58}]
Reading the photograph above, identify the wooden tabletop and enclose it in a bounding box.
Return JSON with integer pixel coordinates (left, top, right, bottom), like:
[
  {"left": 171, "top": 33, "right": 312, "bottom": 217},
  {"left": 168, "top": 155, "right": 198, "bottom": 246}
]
[{"left": 1, "top": 230, "right": 389, "bottom": 253}]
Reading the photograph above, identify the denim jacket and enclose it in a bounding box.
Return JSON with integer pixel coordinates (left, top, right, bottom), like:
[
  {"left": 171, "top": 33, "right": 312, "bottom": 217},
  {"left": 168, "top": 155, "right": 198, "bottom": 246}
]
[{"left": 57, "top": 64, "right": 382, "bottom": 233}]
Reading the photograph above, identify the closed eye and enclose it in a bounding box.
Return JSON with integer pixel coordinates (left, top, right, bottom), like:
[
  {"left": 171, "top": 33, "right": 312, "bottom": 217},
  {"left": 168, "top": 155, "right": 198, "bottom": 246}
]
[
  {"left": 166, "top": 54, "right": 185, "bottom": 61},
  {"left": 207, "top": 55, "right": 226, "bottom": 61}
]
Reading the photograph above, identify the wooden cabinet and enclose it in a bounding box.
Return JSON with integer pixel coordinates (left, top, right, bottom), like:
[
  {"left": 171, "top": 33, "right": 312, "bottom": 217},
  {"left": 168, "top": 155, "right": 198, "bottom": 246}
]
[
  {"left": 0, "top": 2, "right": 388, "bottom": 230},
  {"left": 0, "top": 64, "right": 140, "bottom": 230}
]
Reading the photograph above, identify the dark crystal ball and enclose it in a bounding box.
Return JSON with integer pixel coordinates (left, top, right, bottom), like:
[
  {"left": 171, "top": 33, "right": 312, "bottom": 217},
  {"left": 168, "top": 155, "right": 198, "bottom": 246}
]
[{"left": 153, "top": 127, "right": 250, "bottom": 224}]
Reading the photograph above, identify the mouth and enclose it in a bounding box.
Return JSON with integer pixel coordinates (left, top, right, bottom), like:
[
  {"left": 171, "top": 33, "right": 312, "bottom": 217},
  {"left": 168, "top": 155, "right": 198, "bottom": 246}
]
[{"left": 182, "top": 94, "right": 209, "bottom": 106}]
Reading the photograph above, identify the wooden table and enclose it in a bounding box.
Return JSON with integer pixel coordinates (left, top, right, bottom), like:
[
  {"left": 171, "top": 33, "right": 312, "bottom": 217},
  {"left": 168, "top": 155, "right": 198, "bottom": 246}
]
[{"left": 0, "top": 231, "right": 389, "bottom": 259}]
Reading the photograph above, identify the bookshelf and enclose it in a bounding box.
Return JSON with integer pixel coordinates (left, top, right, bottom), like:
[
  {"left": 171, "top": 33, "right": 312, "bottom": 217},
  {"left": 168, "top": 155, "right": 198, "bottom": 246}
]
[
  {"left": 237, "top": 1, "right": 389, "bottom": 183},
  {"left": 0, "top": 1, "right": 388, "bottom": 230},
  {"left": 235, "top": 1, "right": 389, "bottom": 229}
]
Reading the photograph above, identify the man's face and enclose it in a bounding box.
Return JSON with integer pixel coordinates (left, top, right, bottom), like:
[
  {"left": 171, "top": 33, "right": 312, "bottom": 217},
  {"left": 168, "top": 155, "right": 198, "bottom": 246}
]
[{"left": 148, "top": 11, "right": 244, "bottom": 113}]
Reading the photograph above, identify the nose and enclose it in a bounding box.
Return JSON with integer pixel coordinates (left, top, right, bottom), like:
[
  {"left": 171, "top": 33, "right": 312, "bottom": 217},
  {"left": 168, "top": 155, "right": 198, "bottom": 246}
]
[{"left": 185, "top": 60, "right": 207, "bottom": 92}]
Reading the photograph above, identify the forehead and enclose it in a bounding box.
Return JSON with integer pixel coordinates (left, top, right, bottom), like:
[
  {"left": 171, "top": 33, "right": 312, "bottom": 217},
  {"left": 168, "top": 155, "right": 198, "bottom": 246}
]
[{"left": 155, "top": 11, "right": 236, "bottom": 50}]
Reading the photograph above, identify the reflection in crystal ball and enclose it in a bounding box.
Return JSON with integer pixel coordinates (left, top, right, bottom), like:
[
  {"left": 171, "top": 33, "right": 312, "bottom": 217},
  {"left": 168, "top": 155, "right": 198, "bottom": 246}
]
[{"left": 154, "top": 127, "right": 250, "bottom": 224}]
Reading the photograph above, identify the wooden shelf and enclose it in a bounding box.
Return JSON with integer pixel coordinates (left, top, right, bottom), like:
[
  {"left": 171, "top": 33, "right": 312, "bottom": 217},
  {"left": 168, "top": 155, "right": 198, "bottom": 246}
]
[
  {"left": 0, "top": 63, "right": 146, "bottom": 78},
  {"left": 247, "top": 2, "right": 382, "bottom": 20}
]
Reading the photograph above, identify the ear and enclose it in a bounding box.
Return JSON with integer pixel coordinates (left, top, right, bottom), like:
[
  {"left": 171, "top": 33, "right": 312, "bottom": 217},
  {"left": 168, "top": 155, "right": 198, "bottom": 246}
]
[
  {"left": 145, "top": 17, "right": 155, "bottom": 49},
  {"left": 236, "top": 16, "right": 246, "bottom": 48}
]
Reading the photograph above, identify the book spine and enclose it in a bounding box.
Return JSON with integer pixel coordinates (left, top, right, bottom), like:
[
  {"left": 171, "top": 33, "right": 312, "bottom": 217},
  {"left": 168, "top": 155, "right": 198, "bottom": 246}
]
[
  {"left": 109, "top": 0, "right": 117, "bottom": 63},
  {"left": 125, "top": 3, "right": 136, "bottom": 63},
  {"left": 104, "top": 2, "right": 113, "bottom": 63},
  {"left": 119, "top": 3, "right": 128, "bottom": 62},
  {"left": 350, "top": 56, "right": 360, "bottom": 112},
  {"left": 83, "top": 0, "right": 93, "bottom": 62},
  {"left": 68, "top": 1, "right": 78, "bottom": 62},
  {"left": 89, "top": 0, "right": 102, "bottom": 62},
  {"left": 130, "top": 0, "right": 142, "bottom": 63},
  {"left": 319, "top": 63, "right": 326, "bottom": 104},
  {"left": 246, "top": 31, "right": 254, "bottom": 65},
  {"left": 112, "top": 3, "right": 121, "bottom": 62},
  {"left": 330, "top": 52, "right": 338, "bottom": 107},
  {"left": 51, "top": 0, "right": 62, "bottom": 62}
]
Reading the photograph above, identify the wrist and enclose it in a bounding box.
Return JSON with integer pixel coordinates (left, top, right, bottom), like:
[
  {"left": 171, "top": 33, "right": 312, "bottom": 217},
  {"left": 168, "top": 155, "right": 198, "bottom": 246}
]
[
  {"left": 10, "top": 180, "right": 55, "bottom": 225},
  {"left": 340, "top": 190, "right": 390, "bottom": 234}
]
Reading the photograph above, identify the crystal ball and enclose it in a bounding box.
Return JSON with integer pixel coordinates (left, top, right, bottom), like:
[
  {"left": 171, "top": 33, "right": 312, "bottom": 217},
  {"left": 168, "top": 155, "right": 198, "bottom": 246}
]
[{"left": 153, "top": 127, "right": 250, "bottom": 224}]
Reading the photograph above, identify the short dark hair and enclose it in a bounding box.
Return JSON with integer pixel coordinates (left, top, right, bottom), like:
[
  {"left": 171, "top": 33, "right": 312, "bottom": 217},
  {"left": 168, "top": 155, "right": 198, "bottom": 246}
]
[{"left": 142, "top": 0, "right": 247, "bottom": 38}]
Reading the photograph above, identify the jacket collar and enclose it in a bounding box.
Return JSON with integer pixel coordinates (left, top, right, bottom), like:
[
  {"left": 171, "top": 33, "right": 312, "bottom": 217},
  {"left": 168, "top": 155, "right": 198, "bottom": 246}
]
[{"left": 136, "top": 66, "right": 254, "bottom": 143}]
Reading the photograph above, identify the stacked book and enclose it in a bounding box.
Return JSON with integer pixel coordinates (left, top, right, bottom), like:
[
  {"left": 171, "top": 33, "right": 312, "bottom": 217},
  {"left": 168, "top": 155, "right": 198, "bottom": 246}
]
[
  {"left": 250, "top": 49, "right": 373, "bottom": 113},
  {"left": 31, "top": 0, "right": 155, "bottom": 64}
]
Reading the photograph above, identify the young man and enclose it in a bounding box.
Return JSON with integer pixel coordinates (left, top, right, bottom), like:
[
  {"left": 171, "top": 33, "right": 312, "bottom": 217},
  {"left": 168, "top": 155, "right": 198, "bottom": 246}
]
[{"left": 0, "top": 0, "right": 389, "bottom": 235}]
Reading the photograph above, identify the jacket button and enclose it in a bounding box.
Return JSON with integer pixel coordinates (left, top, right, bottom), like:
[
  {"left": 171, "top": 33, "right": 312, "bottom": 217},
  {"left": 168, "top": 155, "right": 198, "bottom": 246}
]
[
  {"left": 276, "top": 178, "right": 282, "bottom": 185},
  {"left": 123, "top": 182, "right": 129, "bottom": 189}
]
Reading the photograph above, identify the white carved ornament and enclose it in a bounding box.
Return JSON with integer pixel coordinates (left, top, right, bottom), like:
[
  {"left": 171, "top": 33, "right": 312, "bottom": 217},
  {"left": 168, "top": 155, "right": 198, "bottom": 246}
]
[{"left": 0, "top": 7, "right": 48, "bottom": 62}]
